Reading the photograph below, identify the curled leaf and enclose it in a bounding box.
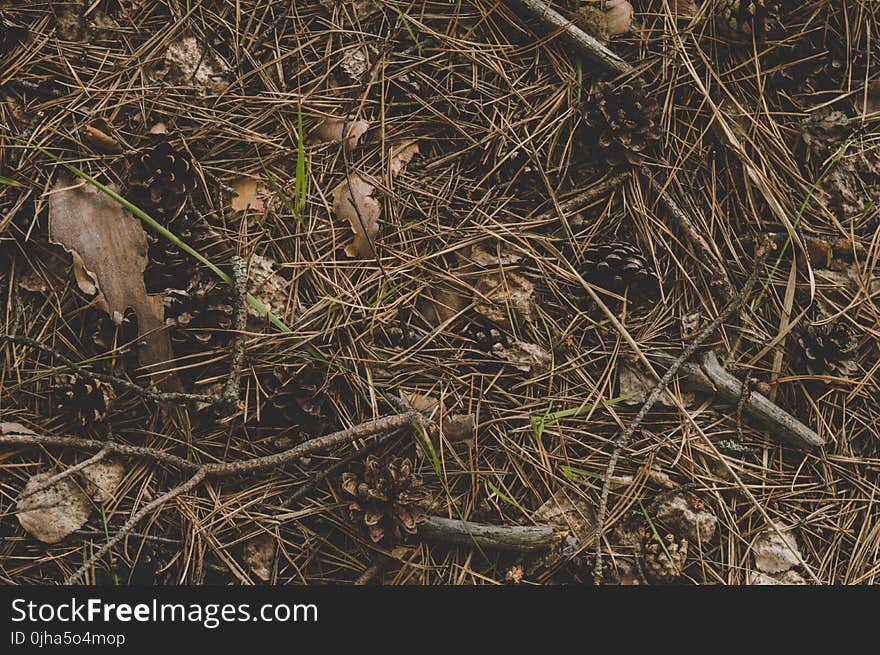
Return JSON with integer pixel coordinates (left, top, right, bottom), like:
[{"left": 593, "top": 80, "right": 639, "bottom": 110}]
[
  {"left": 332, "top": 173, "right": 380, "bottom": 258},
  {"left": 48, "top": 175, "right": 177, "bottom": 388},
  {"left": 389, "top": 139, "right": 420, "bottom": 175}
]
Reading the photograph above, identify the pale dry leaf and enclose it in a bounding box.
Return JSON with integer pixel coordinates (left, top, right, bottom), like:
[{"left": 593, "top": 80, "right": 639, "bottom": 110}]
[
  {"left": 80, "top": 458, "right": 125, "bottom": 504},
  {"left": 619, "top": 362, "right": 694, "bottom": 407},
  {"left": 389, "top": 139, "right": 419, "bottom": 176},
  {"left": 605, "top": 0, "right": 634, "bottom": 36},
  {"left": 416, "top": 286, "right": 468, "bottom": 326},
  {"left": 533, "top": 489, "right": 597, "bottom": 546},
  {"left": 467, "top": 244, "right": 522, "bottom": 267},
  {"left": 753, "top": 524, "right": 801, "bottom": 574},
  {"left": 17, "top": 473, "right": 92, "bottom": 544},
  {"left": 403, "top": 392, "right": 475, "bottom": 442},
  {"left": 48, "top": 175, "right": 177, "bottom": 388},
  {"left": 748, "top": 569, "right": 807, "bottom": 585},
  {"left": 653, "top": 492, "right": 718, "bottom": 542},
  {"left": 310, "top": 117, "right": 369, "bottom": 151},
  {"left": 149, "top": 122, "right": 168, "bottom": 135},
  {"left": 493, "top": 339, "right": 552, "bottom": 374},
  {"left": 153, "top": 36, "right": 231, "bottom": 93},
  {"left": 473, "top": 271, "right": 535, "bottom": 326},
  {"left": 339, "top": 46, "right": 369, "bottom": 81},
  {"left": 332, "top": 174, "right": 380, "bottom": 258},
  {"left": 231, "top": 177, "right": 266, "bottom": 213},
  {"left": 247, "top": 254, "right": 291, "bottom": 319},
  {"left": 243, "top": 533, "right": 276, "bottom": 582}
]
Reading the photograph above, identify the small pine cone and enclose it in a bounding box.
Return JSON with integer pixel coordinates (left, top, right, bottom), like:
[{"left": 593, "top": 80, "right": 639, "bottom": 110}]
[
  {"left": 163, "top": 276, "right": 234, "bottom": 353},
  {"left": 52, "top": 375, "right": 115, "bottom": 428},
  {"left": 715, "top": 0, "right": 779, "bottom": 38},
  {"left": 86, "top": 308, "right": 141, "bottom": 355},
  {"left": 580, "top": 242, "right": 660, "bottom": 296},
  {"left": 642, "top": 533, "right": 688, "bottom": 584},
  {"left": 127, "top": 138, "right": 196, "bottom": 216},
  {"left": 262, "top": 365, "right": 335, "bottom": 434},
  {"left": 341, "top": 455, "right": 428, "bottom": 544},
  {"left": 465, "top": 321, "right": 509, "bottom": 354},
  {"left": 0, "top": 14, "right": 29, "bottom": 55},
  {"left": 797, "top": 320, "right": 858, "bottom": 378},
  {"left": 145, "top": 221, "right": 220, "bottom": 293},
  {"left": 581, "top": 80, "right": 661, "bottom": 167}
]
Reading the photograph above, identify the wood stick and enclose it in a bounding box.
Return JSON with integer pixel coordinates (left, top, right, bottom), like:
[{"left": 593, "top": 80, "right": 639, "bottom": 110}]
[
  {"left": 418, "top": 516, "right": 566, "bottom": 552},
  {"left": 654, "top": 351, "right": 824, "bottom": 450}
]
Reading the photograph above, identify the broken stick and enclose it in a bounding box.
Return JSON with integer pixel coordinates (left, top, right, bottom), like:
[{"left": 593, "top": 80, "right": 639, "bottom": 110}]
[{"left": 418, "top": 517, "right": 566, "bottom": 553}]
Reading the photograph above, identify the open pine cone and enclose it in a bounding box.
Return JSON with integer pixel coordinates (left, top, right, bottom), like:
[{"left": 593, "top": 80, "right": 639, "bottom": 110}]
[
  {"left": 581, "top": 80, "right": 661, "bottom": 166},
  {"left": 86, "top": 308, "right": 141, "bottom": 356},
  {"left": 163, "top": 275, "right": 234, "bottom": 354},
  {"left": 715, "top": 0, "right": 780, "bottom": 38},
  {"left": 642, "top": 533, "right": 688, "bottom": 584},
  {"left": 580, "top": 241, "right": 660, "bottom": 297},
  {"left": 261, "top": 365, "right": 335, "bottom": 435},
  {"left": 341, "top": 455, "right": 428, "bottom": 543},
  {"left": 52, "top": 375, "right": 115, "bottom": 429},
  {"left": 797, "top": 320, "right": 858, "bottom": 378},
  {"left": 145, "top": 220, "right": 220, "bottom": 293},
  {"left": 127, "top": 138, "right": 196, "bottom": 216}
]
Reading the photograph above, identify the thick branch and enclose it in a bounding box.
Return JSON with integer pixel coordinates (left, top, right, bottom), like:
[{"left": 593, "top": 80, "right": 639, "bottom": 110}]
[{"left": 418, "top": 516, "right": 566, "bottom": 552}]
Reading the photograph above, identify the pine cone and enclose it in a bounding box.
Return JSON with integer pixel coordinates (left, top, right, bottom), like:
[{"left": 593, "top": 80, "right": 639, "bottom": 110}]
[
  {"left": 127, "top": 138, "right": 196, "bottom": 216},
  {"left": 52, "top": 375, "right": 115, "bottom": 428},
  {"left": 145, "top": 220, "right": 220, "bottom": 293},
  {"left": 797, "top": 320, "right": 858, "bottom": 377},
  {"left": 581, "top": 80, "right": 661, "bottom": 167},
  {"left": 163, "top": 276, "right": 234, "bottom": 354},
  {"left": 261, "top": 364, "right": 335, "bottom": 434},
  {"left": 580, "top": 241, "right": 660, "bottom": 296},
  {"left": 465, "top": 321, "right": 509, "bottom": 354},
  {"left": 341, "top": 455, "right": 428, "bottom": 543},
  {"left": 642, "top": 533, "right": 687, "bottom": 584},
  {"left": 715, "top": 0, "right": 779, "bottom": 38},
  {"left": 86, "top": 308, "right": 141, "bottom": 356},
  {"left": 0, "top": 14, "right": 29, "bottom": 56}
]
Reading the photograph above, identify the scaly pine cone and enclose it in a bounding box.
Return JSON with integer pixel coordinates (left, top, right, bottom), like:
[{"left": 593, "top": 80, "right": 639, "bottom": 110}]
[
  {"left": 52, "top": 375, "right": 115, "bottom": 429},
  {"left": 715, "top": 0, "right": 779, "bottom": 38},
  {"left": 797, "top": 320, "right": 858, "bottom": 378},
  {"left": 341, "top": 455, "right": 428, "bottom": 543},
  {"left": 86, "top": 308, "right": 141, "bottom": 356},
  {"left": 580, "top": 241, "right": 660, "bottom": 297},
  {"left": 163, "top": 275, "right": 234, "bottom": 354},
  {"left": 465, "top": 321, "right": 510, "bottom": 354},
  {"left": 145, "top": 220, "right": 220, "bottom": 293},
  {"left": 581, "top": 80, "right": 661, "bottom": 167},
  {"left": 261, "top": 365, "right": 336, "bottom": 435},
  {"left": 127, "top": 137, "right": 196, "bottom": 216},
  {"left": 642, "top": 533, "right": 688, "bottom": 584}
]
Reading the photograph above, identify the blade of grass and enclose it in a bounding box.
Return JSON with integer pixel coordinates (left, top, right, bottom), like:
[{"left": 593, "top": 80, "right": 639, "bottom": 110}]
[{"left": 487, "top": 480, "right": 528, "bottom": 514}]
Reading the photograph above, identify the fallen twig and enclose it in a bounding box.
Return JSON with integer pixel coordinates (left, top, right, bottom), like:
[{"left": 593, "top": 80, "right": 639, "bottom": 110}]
[
  {"left": 593, "top": 237, "right": 774, "bottom": 580},
  {"left": 418, "top": 516, "right": 566, "bottom": 553}
]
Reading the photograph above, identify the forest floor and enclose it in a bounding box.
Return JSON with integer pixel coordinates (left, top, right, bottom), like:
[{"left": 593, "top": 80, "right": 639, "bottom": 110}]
[{"left": 1, "top": 0, "right": 879, "bottom": 585}]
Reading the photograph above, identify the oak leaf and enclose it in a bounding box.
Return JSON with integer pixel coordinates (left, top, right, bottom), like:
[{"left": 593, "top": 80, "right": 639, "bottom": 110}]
[{"left": 332, "top": 173, "right": 380, "bottom": 258}]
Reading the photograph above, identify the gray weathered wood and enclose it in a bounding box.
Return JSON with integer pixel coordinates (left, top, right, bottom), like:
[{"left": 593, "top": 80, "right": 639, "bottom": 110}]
[
  {"left": 419, "top": 516, "right": 567, "bottom": 552},
  {"left": 656, "top": 351, "right": 824, "bottom": 450}
]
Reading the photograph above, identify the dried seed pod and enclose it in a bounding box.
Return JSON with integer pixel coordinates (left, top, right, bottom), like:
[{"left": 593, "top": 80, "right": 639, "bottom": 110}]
[
  {"left": 163, "top": 275, "right": 234, "bottom": 354},
  {"left": 715, "top": 0, "right": 779, "bottom": 38},
  {"left": 52, "top": 375, "right": 116, "bottom": 429},
  {"left": 127, "top": 137, "right": 197, "bottom": 216},
  {"left": 580, "top": 241, "right": 660, "bottom": 297},
  {"left": 581, "top": 80, "right": 661, "bottom": 167},
  {"left": 341, "top": 455, "right": 428, "bottom": 544},
  {"left": 642, "top": 533, "right": 688, "bottom": 584},
  {"left": 797, "top": 320, "right": 858, "bottom": 378}
]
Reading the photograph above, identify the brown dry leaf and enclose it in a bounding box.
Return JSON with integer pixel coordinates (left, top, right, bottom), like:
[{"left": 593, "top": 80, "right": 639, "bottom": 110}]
[
  {"left": 17, "top": 472, "right": 93, "bottom": 544},
  {"left": 473, "top": 271, "right": 535, "bottom": 326},
  {"left": 804, "top": 237, "right": 833, "bottom": 269},
  {"left": 243, "top": 533, "right": 276, "bottom": 582},
  {"left": 81, "top": 118, "right": 121, "bottom": 154},
  {"left": 247, "top": 254, "right": 291, "bottom": 319},
  {"left": 48, "top": 175, "right": 177, "bottom": 387},
  {"left": 148, "top": 122, "right": 168, "bottom": 135},
  {"left": 416, "top": 286, "right": 468, "bottom": 326},
  {"left": 753, "top": 524, "right": 801, "bottom": 574},
  {"left": 332, "top": 173, "right": 380, "bottom": 258},
  {"left": 403, "top": 392, "right": 475, "bottom": 442},
  {"left": 389, "top": 139, "right": 419, "bottom": 176},
  {"left": 605, "top": 0, "right": 634, "bottom": 36},
  {"left": 231, "top": 177, "right": 266, "bottom": 213},
  {"left": 310, "top": 117, "right": 369, "bottom": 151}
]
